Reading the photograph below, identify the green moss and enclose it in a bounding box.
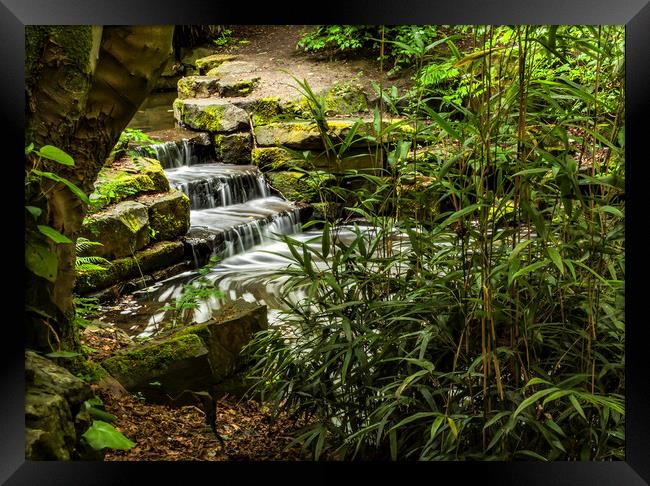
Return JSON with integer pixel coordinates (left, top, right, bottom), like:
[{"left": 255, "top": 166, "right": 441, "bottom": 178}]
[
  {"left": 172, "top": 323, "right": 211, "bottom": 342},
  {"left": 147, "top": 192, "right": 190, "bottom": 241},
  {"left": 267, "top": 171, "right": 317, "bottom": 203},
  {"left": 252, "top": 98, "right": 282, "bottom": 125},
  {"left": 69, "top": 359, "right": 110, "bottom": 384},
  {"left": 213, "top": 134, "right": 223, "bottom": 150},
  {"left": 251, "top": 147, "right": 294, "bottom": 171},
  {"left": 177, "top": 80, "right": 194, "bottom": 99},
  {"left": 195, "top": 54, "right": 237, "bottom": 73},
  {"left": 190, "top": 104, "right": 225, "bottom": 132},
  {"left": 75, "top": 241, "right": 185, "bottom": 293},
  {"left": 89, "top": 157, "right": 170, "bottom": 212},
  {"left": 102, "top": 334, "right": 205, "bottom": 379}
]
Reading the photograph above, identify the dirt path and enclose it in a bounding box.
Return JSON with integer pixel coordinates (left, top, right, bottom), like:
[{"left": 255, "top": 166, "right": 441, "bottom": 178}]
[{"left": 210, "top": 25, "right": 412, "bottom": 102}]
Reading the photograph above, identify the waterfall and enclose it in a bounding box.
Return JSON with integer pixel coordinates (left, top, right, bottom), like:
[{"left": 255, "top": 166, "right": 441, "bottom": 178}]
[{"left": 166, "top": 164, "right": 271, "bottom": 210}]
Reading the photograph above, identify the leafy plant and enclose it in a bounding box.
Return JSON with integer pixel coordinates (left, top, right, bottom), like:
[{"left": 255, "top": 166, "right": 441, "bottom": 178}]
[
  {"left": 248, "top": 25, "right": 625, "bottom": 461},
  {"left": 110, "top": 128, "right": 157, "bottom": 160},
  {"left": 75, "top": 237, "right": 110, "bottom": 271},
  {"left": 212, "top": 28, "right": 233, "bottom": 48},
  {"left": 161, "top": 256, "right": 225, "bottom": 329}
]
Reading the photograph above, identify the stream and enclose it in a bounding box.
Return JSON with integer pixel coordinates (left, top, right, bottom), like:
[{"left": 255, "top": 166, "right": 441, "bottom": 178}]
[{"left": 101, "top": 131, "right": 328, "bottom": 338}]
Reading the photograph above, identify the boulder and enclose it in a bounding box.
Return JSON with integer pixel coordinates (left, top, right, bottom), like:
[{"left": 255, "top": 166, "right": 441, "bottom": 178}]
[
  {"left": 174, "top": 98, "right": 249, "bottom": 133},
  {"left": 251, "top": 147, "right": 296, "bottom": 171},
  {"left": 25, "top": 351, "right": 101, "bottom": 460},
  {"left": 75, "top": 241, "right": 186, "bottom": 294},
  {"left": 80, "top": 201, "right": 150, "bottom": 259},
  {"left": 252, "top": 146, "right": 380, "bottom": 172},
  {"left": 138, "top": 190, "right": 191, "bottom": 241},
  {"left": 101, "top": 300, "right": 268, "bottom": 402},
  {"left": 214, "top": 132, "right": 252, "bottom": 164}
]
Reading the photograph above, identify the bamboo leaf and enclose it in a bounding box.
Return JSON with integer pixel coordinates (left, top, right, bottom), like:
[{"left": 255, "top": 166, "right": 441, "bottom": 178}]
[
  {"left": 46, "top": 351, "right": 81, "bottom": 358},
  {"left": 569, "top": 394, "right": 587, "bottom": 421},
  {"left": 390, "top": 412, "right": 440, "bottom": 431},
  {"left": 31, "top": 170, "right": 90, "bottom": 204},
  {"left": 447, "top": 417, "right": 458, "bottom": 439},
  {"left": 37, "top": 225, "right": 73, "bottom": 244},
  {"left": 546, "top": 247, "right": 564, "bottom": 275},
  {"left": 37, "top": 145, "right": 75, "bottom": 166},
  {"left": 389, "top": 429, "right": 397, "bottom": 461},
  {"left": 422, "top": 105, "right": 461, "bottom": 140},
  {"left": 513, "top": 388, "right": 558, "bottom": 419},
  {"left": 429, "top": 415, "right": 445, "bottom": 442},
  {"left": 509, "top": 260, "right": 549, "bottom": 286}
]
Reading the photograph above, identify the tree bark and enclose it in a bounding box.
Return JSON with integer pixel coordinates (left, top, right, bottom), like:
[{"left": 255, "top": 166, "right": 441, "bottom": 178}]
[{"left": 25, "top": 26, "right": 174, "bottom": 352}]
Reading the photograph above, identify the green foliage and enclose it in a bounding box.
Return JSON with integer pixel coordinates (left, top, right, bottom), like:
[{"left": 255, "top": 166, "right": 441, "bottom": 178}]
[
  {"left": 111, "top": 128, "right": 157, "bottom": 160},
  {"left": 212, "top": 28, "right": 233, "bottom": 48},
  {"left": 75, "top": 237, "right": 110, "bottom": 272},
  {"left": 82, "top": 420, "right": 135, "bottom": 451},
  {"left": 161, "top": 256, "right": 224, "bottom": 329},
  {"left": 248, "top": 25, "right": 625, "bottom": 461},
  {"left": 25, "top": 144, "right": 90, "bottom": 282}
]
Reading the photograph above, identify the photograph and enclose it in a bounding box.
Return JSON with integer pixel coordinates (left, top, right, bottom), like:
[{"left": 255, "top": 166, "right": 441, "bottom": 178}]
[{"left": 6, "top": 1, "right": 648, "bottom": 483}]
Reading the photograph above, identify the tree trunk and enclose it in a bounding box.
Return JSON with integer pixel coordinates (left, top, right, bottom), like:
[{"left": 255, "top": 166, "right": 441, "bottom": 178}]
[{"left": 25, "top": 26, "right": 174, "bottom": 352}]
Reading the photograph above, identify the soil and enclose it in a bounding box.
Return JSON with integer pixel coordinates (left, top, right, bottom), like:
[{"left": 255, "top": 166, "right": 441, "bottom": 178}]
[
  {"left": 82, "top": 323, "right": 312, "bottom": 461},
  {"left": 202, "top": 25, "right": 413, "bottom": 103}
]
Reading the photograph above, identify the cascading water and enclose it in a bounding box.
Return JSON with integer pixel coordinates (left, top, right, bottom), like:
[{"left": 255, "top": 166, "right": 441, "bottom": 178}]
[
  {"left": 150, "top": 140, "right": 193, "bottom": 169},
  {"left": 105, "top": 146, "right": 307, "bottom": 337},
  {"left": 166, "top": 164, "right": 271, "bottom": 209}
]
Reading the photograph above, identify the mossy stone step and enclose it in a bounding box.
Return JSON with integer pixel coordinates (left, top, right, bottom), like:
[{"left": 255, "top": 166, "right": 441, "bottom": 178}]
[
  {"left": 101, "top": 299, "right": 268, "bottom": 403},
  {"left": 136, "top": 190, "right": 190, "bottom": 242},
  {"left": 89, "top": 156, "right": 170, "bottom": 212},
  {"left": 173, "top": 98, "right": 249, "bottom": 133},
  {"left": 79, "top": 201, "right": 151, "bottom": 259},
  {"left": 75, "top": 240, "right": 185, "bottom": 294},
  {"left": 194, "top": 53, "right": 238, "bottom": 74}
]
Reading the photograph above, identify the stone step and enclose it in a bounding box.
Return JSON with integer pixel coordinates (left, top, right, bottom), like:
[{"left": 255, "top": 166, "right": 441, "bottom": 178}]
[{"left": 173, "top": 98, "right": 249, "bottom": 133}]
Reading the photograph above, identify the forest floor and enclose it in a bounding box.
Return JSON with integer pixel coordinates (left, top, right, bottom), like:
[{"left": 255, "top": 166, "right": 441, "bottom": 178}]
[{"left": 82, "top": 325, "right": 311, "bottom": 461}]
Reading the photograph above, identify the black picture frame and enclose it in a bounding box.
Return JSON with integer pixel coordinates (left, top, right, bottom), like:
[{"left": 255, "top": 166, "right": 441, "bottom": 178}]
[{"left": 4, "top": 1, "right": 648, "bottom": 483}]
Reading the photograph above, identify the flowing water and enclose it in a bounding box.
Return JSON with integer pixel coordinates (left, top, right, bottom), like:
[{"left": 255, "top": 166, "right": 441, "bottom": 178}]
[{"left": 104, "top": 139, "right": 311, "bottom": 337}]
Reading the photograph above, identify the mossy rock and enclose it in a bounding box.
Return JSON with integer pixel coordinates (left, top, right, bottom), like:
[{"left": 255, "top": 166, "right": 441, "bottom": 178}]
[
  {"left": 253, "top": 119, "right": 373, "bottom": 149},
  {"left": 102, "top": 334, "right": 210, "bottom": 397},
  {"left": 137, "top": 190, "right": 191, "bottom": 241},
  {"left": 253, "top": 147, "right": 380, "bottom": 173},
  {"left": 172, "top": 299, "right": 268, "bottom": 383},
  {"left": 75, "top": 241, "right": 185, "bottom": 294},
  {"left": 89, "top": 156, "right": 170, "bottom": 212},
  {"left": 251, "top": 147, "right": 296, "bottom": 171},
  {"left": 266, "top": 171, "right": 317, "bottom": 203},
  {"left": 298, "top": 82, "right": 369, "bottom": 117},
  {"left": 194, "top": 53, "right": 238, "bottom": 74},
  {"left": 79, "top": 201, "right": 150, "bottom": 259},
  {"left": 174, "top": 98, "right": 249, "bottom": 133},
  {"left": 177, "top": 76, "right": 220, "bottom": 99},
  {"left": 214, "top": 132, "right": 252, "bottom": 164},
  {"left": 25, "top": 351, "right": 98, "bottom": 460},
  {"left": 100, "top": 300, "right": 267, "bottom": 403}
]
